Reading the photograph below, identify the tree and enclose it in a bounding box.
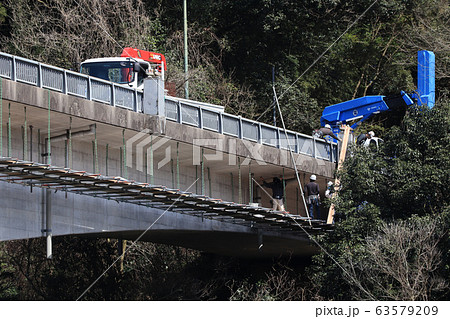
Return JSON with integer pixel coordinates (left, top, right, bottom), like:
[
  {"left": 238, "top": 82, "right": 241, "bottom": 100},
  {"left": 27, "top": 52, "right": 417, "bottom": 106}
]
[
  {"left": 343, "top": 217, "right": 448, "bottom": 300},
  {"left": 0, "top": 237, "right": 125, "bottom": 300},
  {"left": 310, "top": 100, "right": 450, "bottom": 300},
  {"left": 2, "top": 0, "right": 164, "bottom": 70}
]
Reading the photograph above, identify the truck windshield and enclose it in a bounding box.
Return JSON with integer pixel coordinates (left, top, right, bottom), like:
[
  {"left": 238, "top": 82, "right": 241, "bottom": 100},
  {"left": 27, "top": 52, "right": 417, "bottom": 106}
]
[{"left": 80, "top": 61, "right": 134, "bottom": 84}]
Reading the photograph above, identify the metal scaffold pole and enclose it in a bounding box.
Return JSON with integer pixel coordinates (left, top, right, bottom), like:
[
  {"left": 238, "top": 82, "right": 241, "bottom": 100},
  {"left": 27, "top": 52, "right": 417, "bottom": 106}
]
[
  {"left": 0, "top": 77, "right": 2, "bottom": 157},
  {"left": 7, "top": 103, "right": 11, "bottom": 157},
  {"left": 183, "top": 0, "right": 189, "bottom": 99},
  {"left": 47, "top": 91, "right": 51, "bottom": 165},
  {"left": 23, "top": 107, "right": 27, "bottom": 161}
]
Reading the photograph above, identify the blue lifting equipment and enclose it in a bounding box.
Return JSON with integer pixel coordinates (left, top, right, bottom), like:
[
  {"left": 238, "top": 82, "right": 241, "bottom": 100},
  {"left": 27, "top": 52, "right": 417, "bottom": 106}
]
[{"left": 320, "top": 50, "right": 435, "bottom": 130}]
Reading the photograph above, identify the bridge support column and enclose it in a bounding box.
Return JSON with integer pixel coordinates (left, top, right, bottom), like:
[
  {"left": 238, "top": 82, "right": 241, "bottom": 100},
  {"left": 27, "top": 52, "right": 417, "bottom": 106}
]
[{"left": 45, "top": 188, "right": 52, "bottom": 259}]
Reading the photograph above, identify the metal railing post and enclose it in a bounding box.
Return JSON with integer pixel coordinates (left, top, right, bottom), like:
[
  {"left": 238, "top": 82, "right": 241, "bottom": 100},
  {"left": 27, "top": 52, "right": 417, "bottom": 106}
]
[
  {"left": 12, "top": 56, "right": 16, "bottom": 81},
  {"left": 111, "top": 83, "right": 116, "bottom": 106},
  {"left": 198, "top": 107, "right": 203, "bottom": 129}
]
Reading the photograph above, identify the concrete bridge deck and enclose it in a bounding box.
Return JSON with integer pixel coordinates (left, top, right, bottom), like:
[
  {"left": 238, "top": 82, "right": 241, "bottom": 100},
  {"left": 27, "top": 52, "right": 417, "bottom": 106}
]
[{"left": 0, "top": 51, "right": 336, "bottom": 257}]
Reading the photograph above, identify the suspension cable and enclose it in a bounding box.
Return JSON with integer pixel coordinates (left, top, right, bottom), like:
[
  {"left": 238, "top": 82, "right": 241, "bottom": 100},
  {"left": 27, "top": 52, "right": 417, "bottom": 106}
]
[{"left": 273, "top": 86, "right": 311, "bottom": 225}]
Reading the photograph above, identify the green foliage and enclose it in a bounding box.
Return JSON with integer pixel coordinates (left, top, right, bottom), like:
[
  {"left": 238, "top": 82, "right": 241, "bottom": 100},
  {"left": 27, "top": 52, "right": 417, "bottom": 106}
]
[
  {"left": 310, "top": 99, "right": 450, "bottom": 300},
  {"left": 0, "top": 0, "right": 448, "bottom": 301},
  {"left": 0, "top": 248, "right": 18, "bottom": 300},
  {"left": 0, "top": 4, "right": 6, "bottom": 24},
  {"left": 0, "top": 238, "right": 125, "bottom": 300}
]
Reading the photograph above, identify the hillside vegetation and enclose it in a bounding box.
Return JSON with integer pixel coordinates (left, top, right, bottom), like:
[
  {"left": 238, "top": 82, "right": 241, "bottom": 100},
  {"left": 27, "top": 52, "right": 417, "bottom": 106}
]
[{"left": 0, "top": 0, "right": 448, "bottom": 300}]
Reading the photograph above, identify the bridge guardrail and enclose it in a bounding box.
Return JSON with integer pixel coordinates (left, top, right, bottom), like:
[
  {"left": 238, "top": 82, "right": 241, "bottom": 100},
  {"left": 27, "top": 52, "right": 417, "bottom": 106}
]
[
  {"left": 165, "top": 96, "right": 338, "bottom": 162},
  {"left": 0, "top": 51, "right": 337, "bottom": 162},
  {"left": 0, "top": 52, "right": 141, "bottom": 112}
]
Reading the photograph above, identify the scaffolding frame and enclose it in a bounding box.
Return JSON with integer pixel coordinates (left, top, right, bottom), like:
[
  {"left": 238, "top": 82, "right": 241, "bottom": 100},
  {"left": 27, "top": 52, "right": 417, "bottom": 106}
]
[{"left": 0, "top": 157, "right": 332, "bottom": 233}]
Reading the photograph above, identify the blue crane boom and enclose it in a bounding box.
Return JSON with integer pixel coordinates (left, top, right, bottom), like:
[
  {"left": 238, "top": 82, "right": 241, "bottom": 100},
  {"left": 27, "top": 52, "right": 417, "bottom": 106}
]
[{"left": 320, "top": 50, "right": 435, "bottom": 130}]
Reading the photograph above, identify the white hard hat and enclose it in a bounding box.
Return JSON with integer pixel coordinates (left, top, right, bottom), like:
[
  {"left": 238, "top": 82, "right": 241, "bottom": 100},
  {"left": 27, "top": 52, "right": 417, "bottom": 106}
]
[
  {"left": 368, "top": 131, "right": 375, "bottom": 137},
  {"left": 325, "top": 124, "right": 331, "bottom": 129},
  {"left": 327, "top": 181, "right": 333, "bottom": 187},
  {"left": 310, "top": 174, "right": 317, "bottom": 181}
]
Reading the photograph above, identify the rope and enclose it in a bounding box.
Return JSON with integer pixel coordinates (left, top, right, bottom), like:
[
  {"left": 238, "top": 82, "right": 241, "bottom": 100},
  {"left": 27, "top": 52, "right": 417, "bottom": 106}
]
[
  {"left": 273, "top": 87, "right": 311, "bottom": 225},
  {"left": 252, "top": 178, "right": 277, "bottom": 207},
  {"left": 252, "top": 0, "right": 379, "bottom": 125}
]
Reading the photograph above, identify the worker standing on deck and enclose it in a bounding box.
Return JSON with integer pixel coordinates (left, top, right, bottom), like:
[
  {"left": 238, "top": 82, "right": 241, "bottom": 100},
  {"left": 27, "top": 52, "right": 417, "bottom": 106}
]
[
  {"left": 314, "top": 124, "right": 342, "bottom": 141},
  {"left": 304, "top": 174, "right": 321, "bottom": 219},
  {"left": 260, "top": 176, "right": 285, "bottom": 211}
]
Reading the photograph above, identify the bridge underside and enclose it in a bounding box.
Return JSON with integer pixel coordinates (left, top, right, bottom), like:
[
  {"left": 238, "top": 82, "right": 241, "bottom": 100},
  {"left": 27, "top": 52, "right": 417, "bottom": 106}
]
[
  {"left": 82, "top": 230, "right": 318, "bottom": 258},
  {"left": 0, "top": 157, "right": 328, "bottom": 257}
]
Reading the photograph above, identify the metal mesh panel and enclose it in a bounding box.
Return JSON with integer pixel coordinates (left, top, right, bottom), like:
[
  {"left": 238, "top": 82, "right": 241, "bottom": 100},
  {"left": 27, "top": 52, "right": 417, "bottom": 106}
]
[
  {"left": 67, "top": 73, "right": 88, "bottom": 98},
  {"left": 242, "top": 120, "right": 258, "bottom": 141},
  {"left": 315, "top": 141, "right": 332, "bottom": 160},
  {"left": 0, "top": 55, "right": 12, "bottom": 79},
  {"left": 42, "top": 66, "right": 64, "bottom": 92},
  {"left": 115, "top": 86, "right": 135, "bottom": 110},
  {"left": 16, "top": 60, "right": 38, "bottom": 85},
  {"left": 222, "top": 115, "right": 239, "bottom": 136},
  {"left": 165, "top": 99, "right": 178, "bottom": 121},
  {"left": 137, "top": 92, "right": 143, "bottom": 112},
  {"left": 298, "top": 135, "right": 314, "bottom": 156},
  {"left": 279, "top": 132, "right": 296, "bottom": 151},
  {"left": 181, "top": 103, "right": 199, "bottom": 126},
  {"left": 202, "top": 110, "right": 219, "bottom": 131},
  {"left": 91, "top": 79, "right": 111, "bottom": 104},
  {"left": 261, "top": 126, "right": 277, "bottom": 146}
]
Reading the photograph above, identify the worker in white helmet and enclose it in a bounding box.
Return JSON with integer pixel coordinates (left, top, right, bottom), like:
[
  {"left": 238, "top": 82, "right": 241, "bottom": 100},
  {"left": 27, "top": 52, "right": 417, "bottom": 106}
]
[
  {"left": 304, "top": 174, "right": 321, "bottom": 219},
  {"left": 357, "top": 130, "right": 376, "bottom": 145},
  {"left": 313, "top": 124, "right": 342, "bottom": 141},
  {"left": 325, "top": 181, "right": 334, "bottom": 199}
]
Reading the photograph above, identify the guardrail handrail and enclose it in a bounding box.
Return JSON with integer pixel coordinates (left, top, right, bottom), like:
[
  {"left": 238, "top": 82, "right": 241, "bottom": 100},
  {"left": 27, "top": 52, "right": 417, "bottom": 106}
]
[
  {"left": 165, "top": 96, "right": 337, "bottom": 162},
  {"left": 0, "top": 51, "right": 141, "bottom": 112},
  {"left": 0, "top": 51, "right": 337, "bottom": 162}
]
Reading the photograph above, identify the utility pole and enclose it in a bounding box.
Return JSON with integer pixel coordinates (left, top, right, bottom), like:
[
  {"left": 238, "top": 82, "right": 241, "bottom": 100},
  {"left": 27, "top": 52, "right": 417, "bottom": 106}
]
[
  {"left": 183, "top": 0, "right": 189, "bottom": 99},
  {"left": 272, "top": 66, "right": 276, "bottom": 127}
]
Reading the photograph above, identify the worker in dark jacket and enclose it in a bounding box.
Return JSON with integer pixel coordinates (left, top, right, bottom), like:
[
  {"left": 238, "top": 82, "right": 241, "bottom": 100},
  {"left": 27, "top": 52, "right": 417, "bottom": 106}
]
[
  {"left": 356, "top": 131, "right": 374, "bottom": 145},
  {"left": 260, "top": 176, "right": 285, "bottom": 211},
  {"left": 304, "top": 174, "right": 320, "bottom": 219},
  {"left": 314, "top": 124, "right": 341, "bottom": 141}
]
